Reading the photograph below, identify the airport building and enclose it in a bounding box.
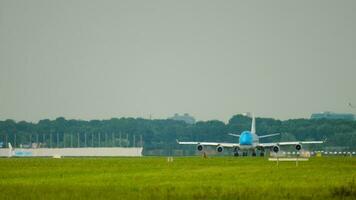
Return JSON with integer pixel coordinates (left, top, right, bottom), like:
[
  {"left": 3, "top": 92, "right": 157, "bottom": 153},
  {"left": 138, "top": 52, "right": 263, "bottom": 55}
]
[
  {"left": 169, "top": 113, "right": 196, "bottom": 124},
  {"left": 311, "top": 112, "right": 355, "bottom": 121}
]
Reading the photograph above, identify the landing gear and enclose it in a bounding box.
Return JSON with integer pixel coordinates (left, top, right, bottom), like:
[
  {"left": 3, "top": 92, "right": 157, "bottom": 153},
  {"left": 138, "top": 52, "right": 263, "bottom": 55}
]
[
  {"left": 242, "top": 152, "right": 248, "bottom": 156},
  {"left": 252, "top": 151, "right": 257, "bottom": 157},
  {"left": 260, "top": 152, "right": 265, "bottom": 157},
  {"left": 233, "top": 147, "right": 240, "bottom": 157}
]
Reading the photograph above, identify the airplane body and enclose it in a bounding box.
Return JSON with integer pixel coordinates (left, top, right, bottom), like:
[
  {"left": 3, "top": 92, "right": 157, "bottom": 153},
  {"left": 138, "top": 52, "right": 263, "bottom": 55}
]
[
  {"left": 7, "top": 143, "right": 33, "bottom": 157},
  {"left": 177, "top": 115, "right": 324, "bottom": 156}
]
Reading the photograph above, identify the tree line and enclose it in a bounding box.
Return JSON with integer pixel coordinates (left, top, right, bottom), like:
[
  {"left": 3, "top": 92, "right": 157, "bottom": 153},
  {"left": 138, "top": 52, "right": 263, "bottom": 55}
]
[{"left": 0, "top": 115, "right": 355, "bottom": 155}]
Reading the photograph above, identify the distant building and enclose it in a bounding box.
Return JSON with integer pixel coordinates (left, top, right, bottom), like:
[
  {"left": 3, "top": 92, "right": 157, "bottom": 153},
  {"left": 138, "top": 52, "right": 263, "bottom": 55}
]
[
  {"left": 169, "top": 113, "right": 196, "bottom": 124},
  {"left": 311, "top": 112, "right": 355, "bottom": 121},
  {"left": 242, "top": 112, "right": 252, "bottom": 117}
]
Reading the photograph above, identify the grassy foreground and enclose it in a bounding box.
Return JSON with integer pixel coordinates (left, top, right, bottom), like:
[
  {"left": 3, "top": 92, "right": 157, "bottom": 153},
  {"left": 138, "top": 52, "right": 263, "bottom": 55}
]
[{"left": 0, "top": 157, "right": 355, "bottom": 200}]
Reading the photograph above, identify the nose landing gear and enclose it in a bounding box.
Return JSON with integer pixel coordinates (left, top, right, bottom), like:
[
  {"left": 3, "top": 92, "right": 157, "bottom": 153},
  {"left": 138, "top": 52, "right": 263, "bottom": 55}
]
[
  {"left": 234, "top": 149, "right": 265, "bottom": 157},
  {"left": 233, "top": 147, "right": 240, "bottom": 157}
]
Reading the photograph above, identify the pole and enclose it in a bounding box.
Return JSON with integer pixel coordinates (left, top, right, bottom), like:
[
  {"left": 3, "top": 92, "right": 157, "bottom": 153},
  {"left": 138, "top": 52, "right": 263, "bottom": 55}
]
[
  {"left": 50, "top": 133, "right": 52, "bottom": 148},
  {"left": 30, "top": 134, "right": 32, "bottom": 147},
  {"left": 56, "top": 133, "right": 59, "bottom": 148},
  {"left": 119, "top": 133, "right": 122, "bottom": 147},
  {"left": 99, "top": 132, "right": 101, "bottom": 147},
  {"left": 42, "top": 134, "right": 45, "bottom": 147},
  {"left": 133, "top": 135, "right": 136, "bottom": 147},
  {"left": 77, "top": 133, "right": 80, "bottom": 148},
  {"left": 140, "top": 135, "right": 143, "bottom": 147}
]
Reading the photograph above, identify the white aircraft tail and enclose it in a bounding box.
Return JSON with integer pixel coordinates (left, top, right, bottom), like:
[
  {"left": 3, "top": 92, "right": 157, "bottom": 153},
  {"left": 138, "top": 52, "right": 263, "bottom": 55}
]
[
  {"left": 8, "top": 143, "right": 13, "bottom": 157},
  {"left": 251, "top": 114, "right": 256, "bottom": 134},
  {"left": 8, "top": 143, "right": 13, "bottom": 151}
]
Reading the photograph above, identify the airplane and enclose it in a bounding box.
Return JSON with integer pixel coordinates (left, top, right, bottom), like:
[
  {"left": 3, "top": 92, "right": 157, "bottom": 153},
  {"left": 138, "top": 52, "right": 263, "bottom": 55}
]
[
  {"left": 7, "top": 143, "right": 33, "bottom": 157},
  {"left": 177, "top": 115, "right": 324, "bottom": 156}
]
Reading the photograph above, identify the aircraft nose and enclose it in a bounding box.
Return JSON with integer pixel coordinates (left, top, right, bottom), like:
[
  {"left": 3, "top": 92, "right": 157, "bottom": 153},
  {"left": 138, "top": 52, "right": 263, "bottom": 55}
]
[{"left": 240, "top": 132, "right": 252, "bottom": 145}]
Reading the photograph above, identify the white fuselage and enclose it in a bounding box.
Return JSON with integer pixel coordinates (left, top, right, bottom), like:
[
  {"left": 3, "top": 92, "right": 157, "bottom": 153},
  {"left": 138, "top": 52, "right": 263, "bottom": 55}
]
[{"left": 238, "top": 131, "right": 259, "bottom": 150}]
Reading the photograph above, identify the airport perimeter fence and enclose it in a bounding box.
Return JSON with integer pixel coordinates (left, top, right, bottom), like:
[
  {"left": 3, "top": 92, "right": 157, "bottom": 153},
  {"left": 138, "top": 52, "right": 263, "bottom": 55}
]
[{"left": 0, "top": 132, "right": 143, "bottom": 149}]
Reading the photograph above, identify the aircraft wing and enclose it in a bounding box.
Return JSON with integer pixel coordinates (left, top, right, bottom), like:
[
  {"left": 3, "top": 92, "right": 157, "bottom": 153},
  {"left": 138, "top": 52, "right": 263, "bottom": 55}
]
[
  {"left": 278, "top": 141, "right": 324, "bottom": 145},
  {"left": 177, "top": 140, "right": 238, "bottom": 148},
  {"left": 258, "top": 141, "right": 324, "bottom": 148},
  {"left": 258, "top": 133, "right": 280, "bottom": 139}
]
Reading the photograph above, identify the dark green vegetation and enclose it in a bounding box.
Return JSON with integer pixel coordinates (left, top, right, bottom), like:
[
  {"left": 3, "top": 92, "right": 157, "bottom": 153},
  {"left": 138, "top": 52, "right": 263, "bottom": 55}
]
[
  {"left": 0, "top": 157, "right": 355, "bottom": 200},
  {"left": 1, "top": 115, "right": 356, "bottom": 154}
]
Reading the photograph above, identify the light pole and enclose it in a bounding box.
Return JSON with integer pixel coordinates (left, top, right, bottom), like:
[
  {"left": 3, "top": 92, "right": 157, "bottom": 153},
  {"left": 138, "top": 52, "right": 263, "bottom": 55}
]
[{"left": 348, "top": 102, "right": 355, "bottom": 152}]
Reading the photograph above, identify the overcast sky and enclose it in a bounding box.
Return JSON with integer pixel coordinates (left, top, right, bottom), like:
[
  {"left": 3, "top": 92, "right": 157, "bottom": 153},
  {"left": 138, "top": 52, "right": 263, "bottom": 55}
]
[{"left": 1, "top": 0, "right": 355, "bottom": 122}]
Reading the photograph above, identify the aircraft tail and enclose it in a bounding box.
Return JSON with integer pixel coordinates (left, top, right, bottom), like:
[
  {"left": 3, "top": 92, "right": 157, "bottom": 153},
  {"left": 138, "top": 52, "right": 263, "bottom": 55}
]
[
  {"left": 8, "top": 143, "right": 13, "bottom": 151},
  {"left": 251, "top": 114, "right": 256, "bottom": 134},
  {"left": 8, "top": 143, "right": 13, "bottom": 157}
]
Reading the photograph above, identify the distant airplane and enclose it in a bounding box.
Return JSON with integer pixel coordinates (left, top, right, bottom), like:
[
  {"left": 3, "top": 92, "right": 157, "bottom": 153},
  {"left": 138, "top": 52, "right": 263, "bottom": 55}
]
[
  {"left": 177, "top": 115, "right": 324, "bottom": 156},
  {"left": 7, "top": 143, "right": 33, "bottom": 157}
]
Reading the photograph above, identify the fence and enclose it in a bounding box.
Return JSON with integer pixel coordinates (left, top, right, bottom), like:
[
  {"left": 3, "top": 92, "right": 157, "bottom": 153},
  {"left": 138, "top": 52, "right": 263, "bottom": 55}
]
[{"left": 0, "top": 133, "right": 143, "bottom": 148}]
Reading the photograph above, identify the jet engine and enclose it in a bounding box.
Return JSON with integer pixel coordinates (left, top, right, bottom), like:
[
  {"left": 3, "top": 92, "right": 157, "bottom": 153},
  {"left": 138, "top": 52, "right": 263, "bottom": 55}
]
[
  {"left": 216, "top": 146, "right": 224, "bottom": 153},
  {"left": 295, "top": 144, "right": 302, "bottom": 151},
  {"left": 197, "top": 144, "right": 204, "bottom": 151},
  {"left": 272, "top": 145, "right": 280, "bottom": 153}
]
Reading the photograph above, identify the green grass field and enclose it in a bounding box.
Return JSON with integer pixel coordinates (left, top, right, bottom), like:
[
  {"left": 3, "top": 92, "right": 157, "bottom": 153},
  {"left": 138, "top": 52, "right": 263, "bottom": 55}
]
[{"left": 0, "top": 157, "right": 355, "bottom": 200}]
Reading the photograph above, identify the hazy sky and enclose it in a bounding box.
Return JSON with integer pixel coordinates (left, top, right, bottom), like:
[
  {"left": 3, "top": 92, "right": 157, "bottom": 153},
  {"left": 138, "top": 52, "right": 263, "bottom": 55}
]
[{"left": 1, "top": 0, "right": 355, "bottom": 122}]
